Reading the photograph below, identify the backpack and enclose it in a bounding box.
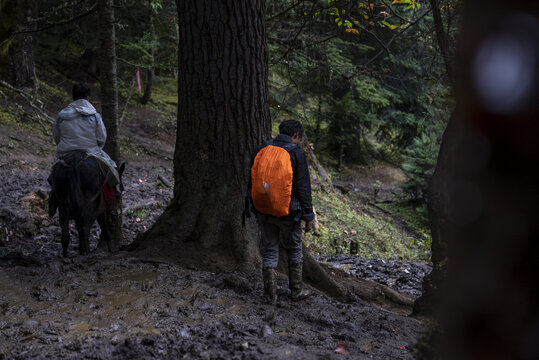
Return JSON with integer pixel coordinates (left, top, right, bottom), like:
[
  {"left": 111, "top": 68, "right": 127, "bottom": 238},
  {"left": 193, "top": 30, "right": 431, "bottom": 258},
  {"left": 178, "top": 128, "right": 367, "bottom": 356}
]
[{"left": 250, "top": 142, "right": 295, "bottom": 217}]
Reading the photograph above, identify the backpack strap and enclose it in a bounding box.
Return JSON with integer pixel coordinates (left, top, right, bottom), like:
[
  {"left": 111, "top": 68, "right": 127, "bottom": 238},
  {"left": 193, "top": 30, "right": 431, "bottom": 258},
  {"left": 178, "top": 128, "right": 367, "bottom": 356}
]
[{"left": 282, "top": 142, "right": 298, "bottom": 153}]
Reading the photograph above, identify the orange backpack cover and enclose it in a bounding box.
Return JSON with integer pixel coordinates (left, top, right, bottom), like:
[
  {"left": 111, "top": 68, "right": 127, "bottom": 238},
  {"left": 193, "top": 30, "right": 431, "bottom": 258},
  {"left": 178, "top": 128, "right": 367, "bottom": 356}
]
[{"left": 251, "top": 145, "right": 293, "bottom": 217}]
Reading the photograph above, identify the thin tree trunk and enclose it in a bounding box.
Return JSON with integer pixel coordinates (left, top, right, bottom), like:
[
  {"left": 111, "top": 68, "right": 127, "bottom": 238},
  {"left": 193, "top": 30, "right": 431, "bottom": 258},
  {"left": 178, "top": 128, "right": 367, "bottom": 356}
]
[
  {"left": 413, "top": 109, "right": 457, "bottom": 315},
  {"left": 428, "top": 0, "right": 456, "bottom": 87},
  {"left": 9, "top": 0, "right": 37, "bottom": 90},
  {"left": 414, "top": 0, "right": 460, "bottom": 316},
  {"left": 140, "top": 10, "right": 154, "bottom": 105},
  {"left": 98, "top": 0, "right": 122, "bottom": 246}
]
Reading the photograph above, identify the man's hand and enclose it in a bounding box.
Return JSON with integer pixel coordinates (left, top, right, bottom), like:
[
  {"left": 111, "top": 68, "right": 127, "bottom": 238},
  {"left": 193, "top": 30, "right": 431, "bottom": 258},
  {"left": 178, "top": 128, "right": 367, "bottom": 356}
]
[{"left": 304, "top": 220, "right": 314, "bottom": 233}]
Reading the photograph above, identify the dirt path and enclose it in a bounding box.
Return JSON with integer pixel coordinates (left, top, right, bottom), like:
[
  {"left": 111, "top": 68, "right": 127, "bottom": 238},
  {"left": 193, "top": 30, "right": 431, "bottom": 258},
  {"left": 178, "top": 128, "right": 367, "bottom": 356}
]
[
  {"left": 0, "top": 250, "right": 426, "bottom": 359},
  {"left": 0, "top": 121, "right": 428, "bottom": 359}
]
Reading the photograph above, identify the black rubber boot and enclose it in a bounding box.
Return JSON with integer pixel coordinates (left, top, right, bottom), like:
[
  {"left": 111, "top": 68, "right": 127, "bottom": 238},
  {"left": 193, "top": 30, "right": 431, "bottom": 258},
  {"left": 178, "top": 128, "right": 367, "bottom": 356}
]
[
  {"left": 289, "top": 261, "right": 311, "bottom": 301},
  {"left": 262, "top": 267, "right": 277, "bottom": 305}
]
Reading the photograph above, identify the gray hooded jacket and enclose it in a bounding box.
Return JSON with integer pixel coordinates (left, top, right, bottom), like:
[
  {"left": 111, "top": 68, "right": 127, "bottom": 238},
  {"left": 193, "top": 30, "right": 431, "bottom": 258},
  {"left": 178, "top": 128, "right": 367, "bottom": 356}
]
[{"left": 53, "top": 99, "right": 119, "bottom": 184}]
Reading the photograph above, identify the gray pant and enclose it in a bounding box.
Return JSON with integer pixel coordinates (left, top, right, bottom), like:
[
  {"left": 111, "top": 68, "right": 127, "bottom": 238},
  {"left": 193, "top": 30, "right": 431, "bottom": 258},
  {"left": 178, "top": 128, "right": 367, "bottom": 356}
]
[{"left": 258, "top": 214, "right": 303, "bottom": 268}]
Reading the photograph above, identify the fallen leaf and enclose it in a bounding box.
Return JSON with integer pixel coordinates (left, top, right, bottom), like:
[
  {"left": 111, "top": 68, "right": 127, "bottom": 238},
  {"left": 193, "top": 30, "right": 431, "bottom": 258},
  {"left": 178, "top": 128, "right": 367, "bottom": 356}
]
[
  {"left": 399, "top": 346, "right": 406, "bottom": 350},
  {"left": 361, "top": 344, "right": 373, "bottom": 351},
  {"left": 335, "top": 344, "right": 349, "bottom": 355}
]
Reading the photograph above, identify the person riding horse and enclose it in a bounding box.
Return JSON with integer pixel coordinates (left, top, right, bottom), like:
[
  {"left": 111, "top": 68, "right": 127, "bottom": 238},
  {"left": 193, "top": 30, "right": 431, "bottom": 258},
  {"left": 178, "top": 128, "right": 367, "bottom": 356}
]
[{"left": 49, "top": 83, "right": 120, "bottom": 216}]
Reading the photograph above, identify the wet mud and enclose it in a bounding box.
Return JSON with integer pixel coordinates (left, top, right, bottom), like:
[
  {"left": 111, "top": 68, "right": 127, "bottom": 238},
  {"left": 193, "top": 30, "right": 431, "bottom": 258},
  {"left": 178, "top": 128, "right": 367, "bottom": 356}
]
[
  {"left": 0, "top": 124, "right": 428, "bottom": 359},
  {"left": 318, "top": 256, "right": 431, "bottom": 298}
]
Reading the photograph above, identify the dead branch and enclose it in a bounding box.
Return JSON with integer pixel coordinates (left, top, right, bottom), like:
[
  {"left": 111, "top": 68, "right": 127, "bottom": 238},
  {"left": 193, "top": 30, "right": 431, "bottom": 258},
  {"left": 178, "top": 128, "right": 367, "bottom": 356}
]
[
  {"left": 119, "top": 78, "right": 136, "bottom": 127},
  {"left": 356, "top": 8, "right": 432, "bottom": 73},
  {"left": 0, "top": 80, "right": 54, "bottom": 136},
  {"left": 270, "top": 1, "right": 316, "bottom": 67},
  {"left": 380, "top": 0, "right": 412, "bottom": 23},
  {"left": 157, "top": 174, "right": 172, "bottom": 188}
]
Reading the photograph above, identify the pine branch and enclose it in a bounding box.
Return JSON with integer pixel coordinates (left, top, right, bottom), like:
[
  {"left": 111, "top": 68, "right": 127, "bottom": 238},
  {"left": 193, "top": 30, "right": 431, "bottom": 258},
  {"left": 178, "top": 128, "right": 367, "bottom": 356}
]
[
  {"left": 26, "top": 0, "right": 89, "bottom": 24},
  {"left": 266, "top": 0, "right": 307, "bottom": 22},
  {"left": 9, "top": 2, "right": 98, "bottom": 35}
]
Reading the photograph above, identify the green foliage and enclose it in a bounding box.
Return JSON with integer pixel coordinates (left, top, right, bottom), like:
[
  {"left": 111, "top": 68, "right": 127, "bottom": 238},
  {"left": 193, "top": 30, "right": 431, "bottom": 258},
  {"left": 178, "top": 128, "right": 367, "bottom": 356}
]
[
  {"left": 398, "top": 132, "right": 439, "bottom": 201},
  {"left": 267, "top": 0, "right": 451, "bottom": 175},
  {"left": 116, "top": 0, "right": 178, "bottom": 77}
]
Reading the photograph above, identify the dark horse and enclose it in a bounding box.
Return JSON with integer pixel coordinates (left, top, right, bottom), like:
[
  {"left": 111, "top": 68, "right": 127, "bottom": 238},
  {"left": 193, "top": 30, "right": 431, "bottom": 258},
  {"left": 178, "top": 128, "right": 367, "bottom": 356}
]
[{"left": 50, "top": 150, "right": 125, "bottom": 257}]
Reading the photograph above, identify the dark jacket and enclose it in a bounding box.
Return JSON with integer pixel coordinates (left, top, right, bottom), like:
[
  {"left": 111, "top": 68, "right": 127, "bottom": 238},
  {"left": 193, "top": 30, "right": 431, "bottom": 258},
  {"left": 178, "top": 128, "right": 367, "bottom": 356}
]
[{"left": 249, "top": 134, "right": 315, "bottom": 222}]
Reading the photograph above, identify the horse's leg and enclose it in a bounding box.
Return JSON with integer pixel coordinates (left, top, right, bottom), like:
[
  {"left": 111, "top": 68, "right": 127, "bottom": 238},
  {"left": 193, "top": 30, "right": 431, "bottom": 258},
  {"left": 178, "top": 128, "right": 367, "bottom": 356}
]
[
  {"left": 76, "top": 220, "right": 91, "bottom": 255},
  {"left": 97, "top": 213, "right": 112, "bottom": 252},
  {"left": 59, "top": 209, "right": 70, "bottom": 258}
]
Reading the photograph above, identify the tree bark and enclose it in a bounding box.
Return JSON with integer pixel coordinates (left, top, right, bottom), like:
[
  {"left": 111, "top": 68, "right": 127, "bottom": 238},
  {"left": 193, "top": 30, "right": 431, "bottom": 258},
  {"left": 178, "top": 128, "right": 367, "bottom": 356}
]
[
  {"left": 98, "top": 0, "right": 122, "bottom": 246},
  {"left": 134, "top": 0, "right": 270, "bottom": 271},
  {"left": 413, "top": 109, "right": 457, "bottom": 315},
  {"left": 8, "top": 0, "right": 38, "bottom": 90}
]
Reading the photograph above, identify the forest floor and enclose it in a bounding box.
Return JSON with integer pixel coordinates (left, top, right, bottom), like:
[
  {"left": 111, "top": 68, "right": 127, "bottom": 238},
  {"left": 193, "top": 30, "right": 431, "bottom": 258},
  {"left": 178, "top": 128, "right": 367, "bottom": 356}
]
[{"left": 0, "top": 88, "right": 431, "bottom": 359}]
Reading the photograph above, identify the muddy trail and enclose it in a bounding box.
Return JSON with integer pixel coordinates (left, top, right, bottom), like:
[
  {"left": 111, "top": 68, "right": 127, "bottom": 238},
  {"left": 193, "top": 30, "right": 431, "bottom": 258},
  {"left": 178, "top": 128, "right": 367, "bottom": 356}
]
[{"left": 0, "top": 121, "right": 429, "bottom": 359}]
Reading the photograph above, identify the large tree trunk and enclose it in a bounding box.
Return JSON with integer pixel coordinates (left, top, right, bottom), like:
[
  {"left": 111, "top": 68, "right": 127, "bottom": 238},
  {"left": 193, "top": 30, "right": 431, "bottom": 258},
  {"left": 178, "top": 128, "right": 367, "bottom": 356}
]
[
  {"left": 134, "top": 0, "right": 270, "bottom": 271},
  {"left": 439, "top": 1, "right": 539, "bottom": 357},
  {"left": 98, "top": 0, "right": 122, "bottom": 246},
  {"left": 8, "top": 0, "right": 37, "bottom": 90}
]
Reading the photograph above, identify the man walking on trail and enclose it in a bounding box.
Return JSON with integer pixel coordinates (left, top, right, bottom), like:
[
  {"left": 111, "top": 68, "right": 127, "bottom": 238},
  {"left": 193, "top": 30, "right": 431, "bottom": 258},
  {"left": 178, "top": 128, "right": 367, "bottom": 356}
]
[
  {"left": 249, "top": 120, "right": 314, "bottom": 305},
  {"left": 48, "top": 83, "right": 120, "bottom": 216}
]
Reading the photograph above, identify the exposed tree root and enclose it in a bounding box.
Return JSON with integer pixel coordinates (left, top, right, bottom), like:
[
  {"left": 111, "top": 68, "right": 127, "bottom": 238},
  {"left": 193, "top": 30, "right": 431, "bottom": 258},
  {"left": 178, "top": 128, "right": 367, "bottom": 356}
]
[{"left": 130, "top": 215, "right": 415, "bottom": 314}]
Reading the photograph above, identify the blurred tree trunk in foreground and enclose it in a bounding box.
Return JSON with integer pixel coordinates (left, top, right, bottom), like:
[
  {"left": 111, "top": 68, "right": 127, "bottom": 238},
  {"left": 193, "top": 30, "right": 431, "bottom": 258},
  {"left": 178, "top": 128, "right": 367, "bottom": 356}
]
[{"left": 432, "top": 0, "right": 539, "bottom": 358}]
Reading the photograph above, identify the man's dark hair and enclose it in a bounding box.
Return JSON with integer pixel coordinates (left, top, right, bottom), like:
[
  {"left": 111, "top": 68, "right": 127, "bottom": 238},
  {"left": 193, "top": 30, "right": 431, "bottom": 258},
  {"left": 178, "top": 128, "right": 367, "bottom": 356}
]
[
  {"left": 72, "top": 83, "right": 90, "bottom": 101},
  {"left": 279, "top": 120, "right": 304, "bottom": 138}
]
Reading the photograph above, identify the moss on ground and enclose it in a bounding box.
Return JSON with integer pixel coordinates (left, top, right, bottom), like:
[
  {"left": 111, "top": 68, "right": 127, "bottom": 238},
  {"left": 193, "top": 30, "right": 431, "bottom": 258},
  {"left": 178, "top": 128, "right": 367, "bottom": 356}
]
[{"left": 305, "top": 185, "right": 431, "bottom": 261}]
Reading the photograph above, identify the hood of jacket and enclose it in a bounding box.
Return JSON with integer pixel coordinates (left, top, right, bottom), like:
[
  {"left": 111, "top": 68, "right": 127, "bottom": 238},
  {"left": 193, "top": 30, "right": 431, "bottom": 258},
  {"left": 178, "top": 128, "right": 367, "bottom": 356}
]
[{"left": 57, "top": 99, "right": 97, "bottom": 120}]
